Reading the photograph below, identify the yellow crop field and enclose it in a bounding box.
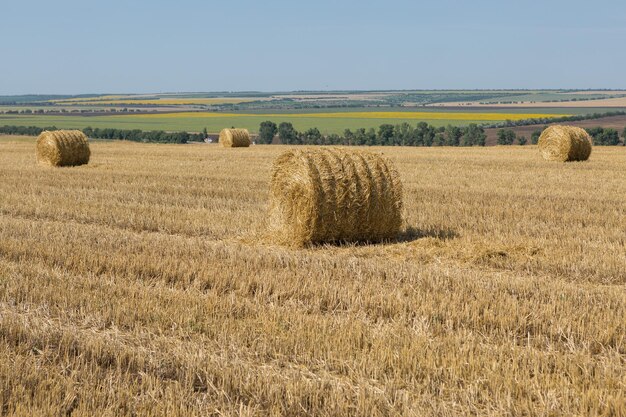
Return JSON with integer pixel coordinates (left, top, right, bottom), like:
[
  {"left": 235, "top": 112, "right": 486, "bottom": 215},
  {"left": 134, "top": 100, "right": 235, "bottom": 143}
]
[
  {"left": 130, "top": 111, "right": 571, "bottom": 121},
  {"left": 0, "top": 136, "right": 624, "bottom": 416}
]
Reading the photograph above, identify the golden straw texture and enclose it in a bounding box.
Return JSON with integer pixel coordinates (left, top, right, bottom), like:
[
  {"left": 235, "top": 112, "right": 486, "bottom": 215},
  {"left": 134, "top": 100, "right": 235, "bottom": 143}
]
[
  {"left": 268, "top": 147, "right": 403, "bottom": 246},
  {"left": 219, "top": 128, "right": 250, "bottom": 147},
  {"left": 36, "top": 130, "right": 90, "bottom": 167},
  {"left": 538, "top": 125, "right": 592, "bottom": 162}
]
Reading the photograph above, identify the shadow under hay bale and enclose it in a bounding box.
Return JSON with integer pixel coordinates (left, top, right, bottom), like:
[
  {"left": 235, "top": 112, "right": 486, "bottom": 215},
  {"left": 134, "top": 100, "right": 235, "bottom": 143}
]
[
  {"left": 317, "top": 226, "right": 459, "bottom": 249},
  {"left": 268, "top": 147, "right": 404, "bottom": 247},
  {"left": 219, "top": 128, "right": 250, "bottom": 147},
  {"left": 36, "top": 130, "right": 90, "bottom": 167},
  {"left": 396, "top": 226, "right": 459, "bottom": 243},
  {"left": 538, "top": 125, "right": 592, "bottom": 162}
]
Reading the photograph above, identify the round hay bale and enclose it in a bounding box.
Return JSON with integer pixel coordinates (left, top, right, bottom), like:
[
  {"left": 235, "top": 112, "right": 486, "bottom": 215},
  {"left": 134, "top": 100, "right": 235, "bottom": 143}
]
[
  {"left": 36, "top": 130, "right": 90, "bottom": 167},
  {"left": 268, "top": 148, "right": 403, "bottom": 246},
  {"left": 538, "top": 125, "right": 592, "bottom": 162},
  {"left": 219, "top": 128, "right": 250, "bottom": 147}
]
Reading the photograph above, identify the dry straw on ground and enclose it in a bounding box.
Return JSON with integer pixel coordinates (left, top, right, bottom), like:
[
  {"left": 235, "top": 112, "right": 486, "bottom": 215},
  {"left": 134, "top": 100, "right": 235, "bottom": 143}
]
[
  {"left": 36, "top": 130, "right": 90, "bottom": 167},
  {"left": 538, "top": 125, "right": 592, "bottom": 162},
  {"left": 1, "top": 139, "right": 625, "bottom": 416},
  {"left": 268, "top": 147, "right": 403, "bottom": 246},
  {"left": 219, "top": 128, "right": 250, "bottom": 147}
]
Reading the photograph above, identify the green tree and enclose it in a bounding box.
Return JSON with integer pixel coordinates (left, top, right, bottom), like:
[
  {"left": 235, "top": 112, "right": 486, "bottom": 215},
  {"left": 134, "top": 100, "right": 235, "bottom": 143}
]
[
  {"left": 411, "top": 122, "right": 436, "bottom": 146},
  {"left": 393, "top": 123, "right": 413, "bottom": 146},
  {"left": 326, "top": 133, "right": 341, "bottom": 145},
  {"left": 444, "top": 125, "right": 462, "bottom": 146},
  {"left": 460, "top": 124, "right": 486, "bottom": 146},
  {"left": 301, "top": 127, "right": 322, "bottom": 145},
  {"left": 622, "top": 126, "right": 626, "bottom": 145},
  {"left": 586, "top": 127, "right": 603, "bottom": 140},
  {"left": 202, "top": 127, "right": 208, "bottom": 138},
  {"left": 378, "top": 124, "right": 395, "bottom": 146},
  {"left": 343, "top": 129, "right": 355, "bottom": 146},
  {"left": 365, "top": 128, "right": 377, "bottom": 146},
  {"left": 586, "top": 127, "right": 620, "bottom": 145},
  {"left": 531, "top": 129, "right": 542, "bottom": 144},
  {"left": 497, "top": 129, "right": 516, "bottom": 145},
  {"left": 278, "top": 122, "right": 297, "bottom": 144},
  {"left": 354, "top": 128, "right": 367, "bottom": 146},
  {"left": 518, "top": 136, "right": 527, "bottom": 145},
  {"left": 424, "top": 125, "right": 437, "bottom": 146},
  {"left": 258, "top": 121, "right": 277, "bottom": 144},
  {"left": 602, "top": 128, "right": 620, "bottom": 145}
]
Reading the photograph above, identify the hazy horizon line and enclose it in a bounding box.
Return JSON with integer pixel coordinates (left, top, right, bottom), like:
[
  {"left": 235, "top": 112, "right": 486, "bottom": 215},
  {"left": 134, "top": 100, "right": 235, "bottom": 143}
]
[{"left": 3, "top": 88, "right": 626, "bottom": 97}]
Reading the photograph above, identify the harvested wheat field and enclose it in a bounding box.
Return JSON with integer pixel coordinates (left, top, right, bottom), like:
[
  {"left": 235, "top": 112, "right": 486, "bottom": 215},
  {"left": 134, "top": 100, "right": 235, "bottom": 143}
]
[{"left": 0, "top": 136, "right": 625, "bottom": 416}]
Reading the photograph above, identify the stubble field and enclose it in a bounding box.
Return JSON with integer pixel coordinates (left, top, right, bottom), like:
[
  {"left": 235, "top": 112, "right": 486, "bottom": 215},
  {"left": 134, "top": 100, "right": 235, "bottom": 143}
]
[{"left": 0, "top": 136, "right": 624, "bottom": 416}]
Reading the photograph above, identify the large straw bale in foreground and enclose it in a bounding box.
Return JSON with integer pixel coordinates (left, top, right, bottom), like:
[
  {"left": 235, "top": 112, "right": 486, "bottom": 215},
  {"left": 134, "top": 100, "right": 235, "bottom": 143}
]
[
  {"left": 538, "top": 125, "right": 592, "bottom": 162},
  {"left": 269, "top": 148, "right": 403, "bottom": 246},
  {"left": 219, "top": 128, "right": 250, "bottom": 147},
  {"left": 36, "top": 130, "right": 90, "bottom": 167}
]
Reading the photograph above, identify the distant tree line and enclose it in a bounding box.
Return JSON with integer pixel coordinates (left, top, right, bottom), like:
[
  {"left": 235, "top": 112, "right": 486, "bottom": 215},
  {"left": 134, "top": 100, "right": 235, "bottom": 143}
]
[
  {"left": 0, "top": 125, "right": 55, "bottom": 136},
  {"left": 3, "top": 122, "right": 625, "bottom": 147},
  {"left": 0, "top": 125, "right": 204, "bottom": 144},
  {"left": 484, "top": 110, "right": 626, "bottom": 129},
  {"left": 0, "top": 108, "right": 141, "bottom": 114},
  {"left": 82, "top": 127, "right": 203, "bottom": 143},
  {"left": 257, "top": 121, "right": 487, "bottom": 146},
  {"left": 0, "top": 94, "right": 78, "bottom": 104},
  {"left": 496, "top": 126, "right": 626, "bottom": 146},
  {"left": 585, "top": 127, "right": 624, "bottom": 146}
]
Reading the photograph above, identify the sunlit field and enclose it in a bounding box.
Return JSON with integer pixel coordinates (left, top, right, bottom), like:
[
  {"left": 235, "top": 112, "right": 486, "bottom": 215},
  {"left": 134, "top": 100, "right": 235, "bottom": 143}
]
[
  {"left": 0, "top": 110, "right": 571, "bottom": 134},
  {"left": 132, "top": 111, "right": 569, "bottom": 120},
  {"left": 0, "top": 136, "right": 624, "bottom": 416}
]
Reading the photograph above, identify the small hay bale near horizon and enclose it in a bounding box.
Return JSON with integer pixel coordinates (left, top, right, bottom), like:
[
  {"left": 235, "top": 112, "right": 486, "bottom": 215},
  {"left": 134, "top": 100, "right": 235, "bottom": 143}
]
[
  {"left": 268, "top": 147, "right": 403, "bottom": 247},
  {"left": 219, "top": 128, "right": 250, "bottom": 147},
  {"left": 538, "top": 125, "right": 592, "bottom": 162},
  {"left": 36, "top": 130, "right": 91, "bottom": 167}
]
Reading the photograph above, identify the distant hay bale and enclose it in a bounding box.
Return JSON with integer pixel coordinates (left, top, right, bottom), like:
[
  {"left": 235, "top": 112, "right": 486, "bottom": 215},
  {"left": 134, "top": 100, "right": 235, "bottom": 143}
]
[
  {"left": 36, "top": 130, "right": 90, "bottom": 167},
  {"left": 219, "top": 128, "right": 250, "bottom": 147},
  {"left": 268, "top": 148, "right": 403, "bottom": 246},
  {"left": 538, "top": 125, "right": 592, "bottom": 162}
]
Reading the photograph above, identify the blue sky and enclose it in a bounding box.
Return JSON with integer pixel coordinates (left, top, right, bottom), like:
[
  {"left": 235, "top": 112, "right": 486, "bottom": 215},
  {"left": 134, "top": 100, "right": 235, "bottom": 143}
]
[{"left": 1, "top": 0, "right": 625, "bottom": 94}]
